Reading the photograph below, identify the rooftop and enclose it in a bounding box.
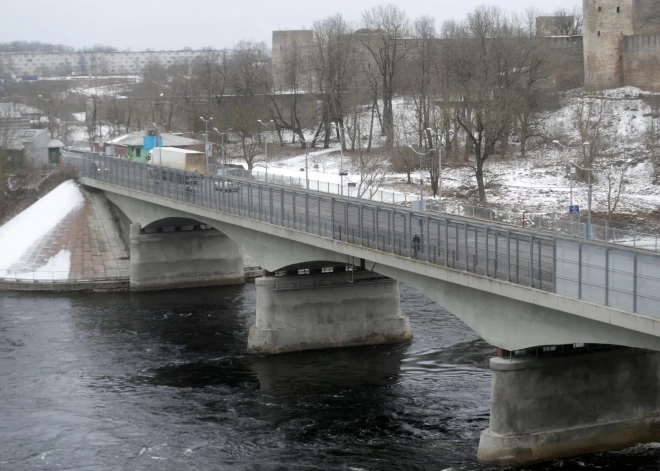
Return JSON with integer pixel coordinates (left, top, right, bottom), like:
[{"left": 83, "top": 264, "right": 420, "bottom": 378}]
[{"left": 107, "top": 132, "right": 202, "bottom": 147}]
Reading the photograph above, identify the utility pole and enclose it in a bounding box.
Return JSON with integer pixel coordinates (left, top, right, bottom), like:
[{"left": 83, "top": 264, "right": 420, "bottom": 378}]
[
  {"left": 38, "top": 94, "right": 54, "bottom": 135},
  {"left": 408, "top": 145, "right": 434, "bottom": 211},
  {"left": 337, "top": 123, "right": 347, "bottom": 195},
  {"left": 257, "top": 119, "right": 273, "bottom": 180},
  {"left": 200, "top": 116, "right": 213, "bottom": 175},
  {"left": 213, "top": 127, "right": 232, "bottom": 173}
]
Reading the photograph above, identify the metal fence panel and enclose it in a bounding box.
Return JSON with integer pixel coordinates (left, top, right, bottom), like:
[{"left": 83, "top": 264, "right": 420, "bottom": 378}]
[
  {"left": 607, "top": 249, "right": 635, "bottom": 313},
  {"left": 636, "top": 254, "right": 660, "bottom": 318},
  {"left": 555, "top": 240, "right": 580, "bottom": 299},
  {"left": 581, "top": 244, "right": 607, "bottom": 306}
]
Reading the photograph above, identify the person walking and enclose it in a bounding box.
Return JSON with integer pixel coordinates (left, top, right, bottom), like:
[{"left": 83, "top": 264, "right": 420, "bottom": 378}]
[{"left": 413, "top": 233, "right": 421, "bottom": 258}]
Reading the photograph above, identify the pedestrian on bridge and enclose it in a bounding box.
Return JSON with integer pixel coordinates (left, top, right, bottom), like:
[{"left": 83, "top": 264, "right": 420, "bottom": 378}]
[{"left": 413, "top": 233, "right": 421, "bottom": 258}]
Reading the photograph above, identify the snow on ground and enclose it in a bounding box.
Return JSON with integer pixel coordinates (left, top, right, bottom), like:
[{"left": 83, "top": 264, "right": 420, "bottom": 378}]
[
  {"left": 0, "top": 181, "right": 84, "bottom": 279},
  {"left": 32, "top": 250, "right": 72, "bottom": 280},
  {"left": 251, "top": 87, "right": 660, "bottom": 234}
]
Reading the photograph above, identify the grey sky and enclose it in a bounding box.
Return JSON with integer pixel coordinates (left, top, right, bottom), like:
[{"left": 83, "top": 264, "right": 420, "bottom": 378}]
[{"left": 2, "top": 0, "right": 581, "bottom": 51}]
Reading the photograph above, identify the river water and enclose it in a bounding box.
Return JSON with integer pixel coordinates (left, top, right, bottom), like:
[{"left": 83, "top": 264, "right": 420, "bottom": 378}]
[{"left": 0, "top": 284, "right": 659, "bottom": 470}]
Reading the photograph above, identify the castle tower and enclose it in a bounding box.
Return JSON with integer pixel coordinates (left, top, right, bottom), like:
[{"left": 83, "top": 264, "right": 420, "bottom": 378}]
[
  {"left": 272, "top": 30, "right": 314, "bottom": 91},
  {"left": 583, "top": 0, "right": 634, "bottom": 89}
]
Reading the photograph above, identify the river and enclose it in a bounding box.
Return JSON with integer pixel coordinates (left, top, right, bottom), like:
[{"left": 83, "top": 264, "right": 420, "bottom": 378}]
[{"left": 0, "top": 284, "right": 658, "bottom": 470}]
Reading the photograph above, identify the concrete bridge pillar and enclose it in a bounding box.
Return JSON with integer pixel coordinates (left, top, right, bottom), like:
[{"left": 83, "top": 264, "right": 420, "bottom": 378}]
[
  {"left": 478, "top": 348, "right": 660, "bottom": 466},
  {"left": 129, "top": 223, "right": 244, "bottom": 291},
  {"left": 247, "top": 273, "right": 412, "bottom": 354}
]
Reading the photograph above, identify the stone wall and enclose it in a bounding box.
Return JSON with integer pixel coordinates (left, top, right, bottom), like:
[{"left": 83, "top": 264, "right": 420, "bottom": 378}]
[
  {"left": 545, "top": 36, "right": 585, "bottom": 90},
  {"left": 623, "top": 34, "right": 660, "bottom": 90},
  {"left": 633, "top": 0, "right": 660, "bottom": 35}
]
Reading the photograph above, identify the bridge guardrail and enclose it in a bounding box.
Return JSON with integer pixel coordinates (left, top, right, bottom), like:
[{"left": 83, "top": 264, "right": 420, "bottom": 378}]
[
  {"left": 211, "top": 165, "right": 660, "bottom": 253},
  {"left": 77, "top": 153, "right": 660, "bottom": 319}
]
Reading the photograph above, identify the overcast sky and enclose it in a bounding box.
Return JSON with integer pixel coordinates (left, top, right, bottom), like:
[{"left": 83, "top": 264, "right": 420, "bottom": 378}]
[{"left": 3, "top": 0, "right": 581, "bottom": 51}]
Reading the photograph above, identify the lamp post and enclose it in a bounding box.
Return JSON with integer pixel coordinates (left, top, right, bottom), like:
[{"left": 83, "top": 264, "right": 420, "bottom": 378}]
[
  {"left": 200, "top": 116, "right": 213, "bottom": 175},
  {"left": 37, "top": 94, "right": 53, "bottom": 135},
  {"left": 408, "top": 145, "right": 434, "bottom": 210},
  {"left": 257, "top": 119, "right": 273, "bottom": 180},
  {"left": 337, "top": 123, "right": 348, "bottom": 195},
  {"left": 213, "top": 127, "right": 232, "bottom": 173},
  {"left": 152, "top": 122, "right": 162, "bottom": 165},
  {"left": 572, "top": 158, "right": 595, "bottom": 240}
]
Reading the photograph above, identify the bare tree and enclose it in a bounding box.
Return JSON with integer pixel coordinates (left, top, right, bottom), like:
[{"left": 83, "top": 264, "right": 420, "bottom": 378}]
[
  {"left": 0, "top": 104, "right": 18, "bottom": 220},
  {"left": 312, "top": 14, "right": 356, "bottom": 149},
  {"left": 446, "top": 6, "right": 524, "bottom": 202},
  {"left": 264, "top": 38, "right": 314, "bottom": 148},
  {"left": 574, "top": 93, "right": 605, "bottom": 169},
  {"left": 352, "top": 151, "right": 390, "bottom": 199},
  {"left": 605, "top": 167, "right": 626, "bottom": 219},
  {"left": 360, "top": 4, "right": 410, "bottom": 148},
  {"left": 552, "top": 8, "right": 576, "bottom": 35}
]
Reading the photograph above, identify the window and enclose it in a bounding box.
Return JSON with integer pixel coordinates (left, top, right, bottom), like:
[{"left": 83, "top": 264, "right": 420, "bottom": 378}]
[
  {"left": 617, "top": 6, "right": 620, "bottom": 13},
  {"left": 598, "top": 6, "right": 602, "bottom": 11},
  {"left": 598, "top": 31, "right": 601, "bottom": 36}
]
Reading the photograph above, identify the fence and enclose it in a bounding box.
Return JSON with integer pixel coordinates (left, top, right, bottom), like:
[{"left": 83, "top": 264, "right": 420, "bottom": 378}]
[
  {"left": 211, "top": 166, "right": 660, "bottom": 253},
  {"left": 77, "top": 153, "right": 660, "bottom": 318}
]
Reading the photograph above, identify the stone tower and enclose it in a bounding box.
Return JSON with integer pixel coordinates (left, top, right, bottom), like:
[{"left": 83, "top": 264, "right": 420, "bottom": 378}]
[
  {"left": 272, "top": 30, "right": 314, "bottom": 91},
  {"left": 583, "top": 0, "right": 634, "bottom": 89}
]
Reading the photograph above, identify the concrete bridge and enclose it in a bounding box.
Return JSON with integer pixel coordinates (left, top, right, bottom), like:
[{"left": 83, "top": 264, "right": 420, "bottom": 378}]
[{"left": 72, "top": 153, "right": 660, "bottom": 466}]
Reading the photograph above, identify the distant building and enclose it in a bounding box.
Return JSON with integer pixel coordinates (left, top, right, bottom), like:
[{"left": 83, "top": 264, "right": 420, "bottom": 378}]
[
  {"left": 7, "top": 128, "right": 50, "bottom": 167},
  {"left": 102, "top": 132, "right": 202, "bottom": 163}
]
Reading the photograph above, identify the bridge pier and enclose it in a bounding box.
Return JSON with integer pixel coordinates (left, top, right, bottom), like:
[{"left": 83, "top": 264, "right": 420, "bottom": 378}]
[
  {"left": 129, "top": 223, "right": 244, "bottom": 291},
  {"left": 247, "top": 273, "right": 412, "bottom": 354},
  {"left": 478, "top": 348, "right": 660, "bottom": 466}
]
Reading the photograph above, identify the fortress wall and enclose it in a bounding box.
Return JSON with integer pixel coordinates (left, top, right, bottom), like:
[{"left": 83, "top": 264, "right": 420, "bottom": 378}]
[
  {"left": 545, "top": 36, "right": 585, "bottom": 90},
  {"left": 633, "top": 0, "right": 660, "bottom": 35},
  {"left": 623, "top": 35, "right": 660, "bottom": 91}
]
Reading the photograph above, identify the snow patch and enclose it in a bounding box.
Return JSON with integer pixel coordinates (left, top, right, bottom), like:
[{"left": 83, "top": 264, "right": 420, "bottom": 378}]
[{"left": 0, "top": 180, "right": 84, "bottom": 270}]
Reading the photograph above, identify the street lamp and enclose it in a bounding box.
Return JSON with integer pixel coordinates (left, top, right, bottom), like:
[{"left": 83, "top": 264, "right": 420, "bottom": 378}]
[
  {"left": 572, "top": 155, "right": 595, "bottom": 240},
  {"left": 553, "top": 140, "right": 577, "bottom": 223},
  {"left": 200, "top": 116, "right": 213, "bottom": 175},
  {"left": 408, "top": 145, "right": 434, "bottom": 210},
  {"left": 337, "top": 122, "right": 348, "bottom": 195},
  {"left": 257, "top": 119, "right": 273, "bottom": 180},
  {"left": 152, "top": 122, "right": 162, "bottom": 166},
  {"left": 37, "top": 94, "right": 53, "bottom": 135},
  {"left": 213, "top": 127, "right": 232, "bottom": 172}
]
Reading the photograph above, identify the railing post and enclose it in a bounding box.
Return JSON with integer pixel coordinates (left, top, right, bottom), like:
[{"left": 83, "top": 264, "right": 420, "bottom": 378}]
[
  {"left": 485, "top": 228, "right": 489, "bottom": 277},
  {"left": 507, "top": 230, "right": 511, "bottom": 282},
  {"left": 331, "top": 197, "right": 335, "bottom": 238},
  {"left": 529, "top": 235, "right": 533, "bottom": 287}
]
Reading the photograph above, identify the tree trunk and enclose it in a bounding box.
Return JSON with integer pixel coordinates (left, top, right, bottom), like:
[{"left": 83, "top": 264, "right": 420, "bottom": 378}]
[{"left": 476, "top": 158, "right": 487, "bottom": 203}]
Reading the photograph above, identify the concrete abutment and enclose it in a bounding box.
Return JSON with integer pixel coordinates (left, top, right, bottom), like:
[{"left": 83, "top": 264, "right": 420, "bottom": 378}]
[
  {"left": 129, "top": 223, "right": 245, "bottom": 291},
  {"left": 478, "top": 348, "right": 660, "bottom": 466},
  {"left": 247, "top": 273, "right": 412, "bottom": 354}
]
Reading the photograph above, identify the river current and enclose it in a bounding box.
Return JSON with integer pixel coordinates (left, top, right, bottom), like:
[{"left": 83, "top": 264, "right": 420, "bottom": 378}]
[{"left": 0, "top": 284, "right": 658, "bottom": 470}]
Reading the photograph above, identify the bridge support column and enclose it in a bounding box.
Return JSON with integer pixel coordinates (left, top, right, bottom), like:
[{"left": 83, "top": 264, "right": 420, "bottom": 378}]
[
  {"left": 129, "top": 223, "right": 244, "bottom": 291},
  {"left": 247, "top": 274, "right": 412, "bottom": 354},
  {"left": 478, "top": 348, "right": 660, "bottom": 466}
]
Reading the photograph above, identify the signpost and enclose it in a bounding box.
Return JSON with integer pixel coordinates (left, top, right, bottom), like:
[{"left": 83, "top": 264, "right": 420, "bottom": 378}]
[{"left": 569, "top": 205, "right": 580, "bottom": 215}]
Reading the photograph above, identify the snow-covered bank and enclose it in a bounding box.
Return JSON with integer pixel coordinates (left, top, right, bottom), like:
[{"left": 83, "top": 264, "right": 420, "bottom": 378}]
[{"left": 0, "top": 180, "right": 84, "bottom": 279}]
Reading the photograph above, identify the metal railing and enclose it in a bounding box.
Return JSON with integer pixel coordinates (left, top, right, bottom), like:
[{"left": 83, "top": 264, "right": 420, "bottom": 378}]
[
  {"left": 76, "top": 153, "right": 660, "bottom": 319},
  {"left": 208, "top": 166, "right": 660, "bottom": 253}
]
